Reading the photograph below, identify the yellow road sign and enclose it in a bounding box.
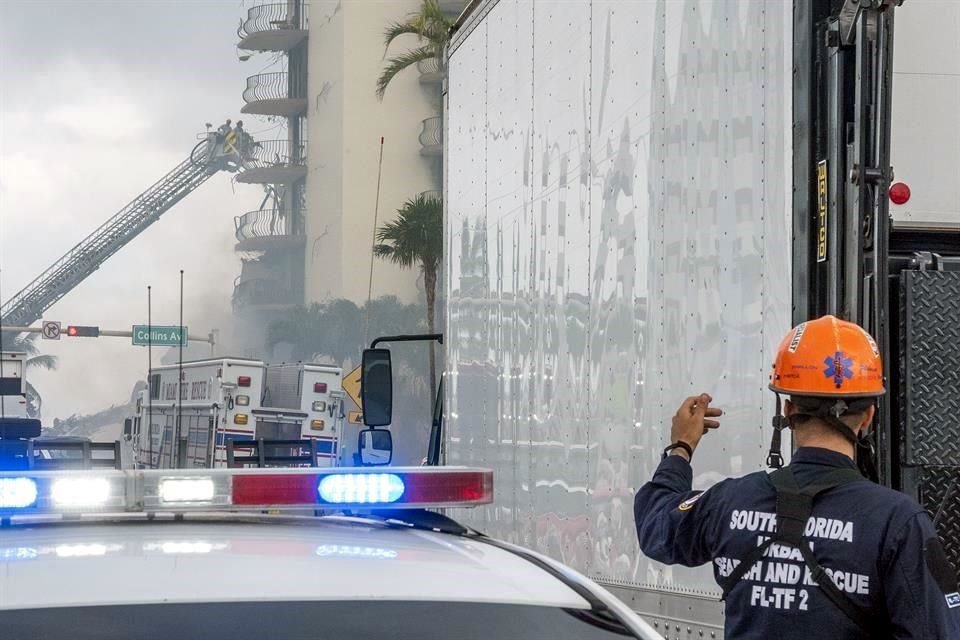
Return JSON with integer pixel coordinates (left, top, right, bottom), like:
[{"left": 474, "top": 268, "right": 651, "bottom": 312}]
[
  {"left": 347, "top": 411, "right": 364, "bottom": 424},
  {"left": 343, "top": 365, "right": 362, "bottom": 408}
]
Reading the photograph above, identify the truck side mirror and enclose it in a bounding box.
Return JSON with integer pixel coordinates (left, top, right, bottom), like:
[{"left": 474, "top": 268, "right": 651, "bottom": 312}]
[
  {"left": 361, "top": 348, "right": 392, "bottom": 427},
  {"left": 358, "top": 428, "right": 393, "bottom": 466},
  {"left": 123, "top": 418, "right": 133, "bottom": 437}
]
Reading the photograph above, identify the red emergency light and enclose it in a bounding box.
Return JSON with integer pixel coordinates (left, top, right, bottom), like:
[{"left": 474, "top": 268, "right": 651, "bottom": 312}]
[
  {"left": 314, "top": 382, "right": 328, "bottom": 393},
  {"left": 237, "top": 376, "right": 251, "bottom": 387},
  {"left": 889, "top": 182, "right": 911, "bottom": 205}
]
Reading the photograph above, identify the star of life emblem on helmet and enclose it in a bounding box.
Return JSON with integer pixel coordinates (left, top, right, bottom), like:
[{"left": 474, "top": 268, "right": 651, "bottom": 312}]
[{"left": 823, "top": 351, "right": 855, "bottom": 389}]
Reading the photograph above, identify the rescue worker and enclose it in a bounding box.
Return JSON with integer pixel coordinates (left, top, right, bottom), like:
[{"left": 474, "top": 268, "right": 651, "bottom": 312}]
[
  {"left": 216, "top": 118, "right": 233, "bottom": 141},
  {"left": 235, "top": 120, "right": 251, "bottom": 156},
  {"left": 634, "top": 315, "right": 960, "bottom": 639}
]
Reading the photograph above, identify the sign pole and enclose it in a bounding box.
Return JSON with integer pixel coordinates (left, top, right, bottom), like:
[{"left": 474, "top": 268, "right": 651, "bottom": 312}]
[
  {"left": 147, "top": 286, "right": 153, "bottom": 469},
  {"left": 176, "top": 270, "right": 184, "bottom": 468}
]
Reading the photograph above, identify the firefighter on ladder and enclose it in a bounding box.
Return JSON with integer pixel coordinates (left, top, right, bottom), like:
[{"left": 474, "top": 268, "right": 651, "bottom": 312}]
[{"left": 634, "top": 315, "right": 960, "bottom": 638}]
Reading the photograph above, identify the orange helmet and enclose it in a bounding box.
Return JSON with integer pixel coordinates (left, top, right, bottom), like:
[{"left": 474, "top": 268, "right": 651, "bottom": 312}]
[{"left": 769, "top": 315, "right": 885, "bottom": 398}]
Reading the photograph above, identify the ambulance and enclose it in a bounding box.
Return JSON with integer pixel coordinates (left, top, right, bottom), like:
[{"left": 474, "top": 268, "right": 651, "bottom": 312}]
[{"left": 130, "top": 359, "right": 344, "bottom": 469}]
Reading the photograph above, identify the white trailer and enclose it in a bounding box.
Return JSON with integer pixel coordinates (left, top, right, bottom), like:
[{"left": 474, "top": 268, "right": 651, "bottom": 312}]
[
  {"left": 441, "top": 0, "right": 956, "bottom": 635},
  {"left": 888, "top": 0, "right": 960, "bottom": 231}
]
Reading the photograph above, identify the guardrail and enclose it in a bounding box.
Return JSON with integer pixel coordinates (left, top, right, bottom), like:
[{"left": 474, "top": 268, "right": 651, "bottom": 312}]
[
  {"left": 419, "top": 116, "right": 443, "bottom": 150},
  {"left": 417, "top": 57, "right": 445, "bottom": 76},
  {"left": 241, "top": 139, "right": 305, "bottom": 170},
  {"left": 238, "top": 2, "right": 307, "bottom": 40},
  {"left": 226, "top": 438, "right": 321, "bottom": 468},
  {"left": 235, "top": 209, "right": 301, "bottom": 242},
  {"left": 243, "top": 72, "right": 302, "bottom": 104},
  {"left": 232, "top": 277, "right": 298, "bottom": 308}
]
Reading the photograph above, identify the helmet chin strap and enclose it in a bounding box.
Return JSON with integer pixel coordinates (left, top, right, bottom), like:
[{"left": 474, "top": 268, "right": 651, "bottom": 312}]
[
  {"left": 820, "top": 399, "right": 862, "bottom": 445},
  {"left": 767, "top": 394, "right": 789, "bottom": 469},
  {"left": 767, "top": 395, "right": 864, "bottom": 470}
]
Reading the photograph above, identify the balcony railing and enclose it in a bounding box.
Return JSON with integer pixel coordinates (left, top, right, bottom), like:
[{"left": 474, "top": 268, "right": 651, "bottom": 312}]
[
  {"left": 237, "top": 139, "right": 307, "bottom": 184},
  {"left": 417, "top": 57, "right": 446, "bottom": 84},
  {"left": 238, "top": 3, "right": 308, "bottom": 51},
  {"left": 418, "top": 190, "right": 442, "bottom": 202},
  {"left": 419, "top": 116, "right": 443, "bottom": 157},
  {"left": 241, "top": 72, "right": 307, "bottom": 117},
  {"left": 235, "top": 209, "right": 303, "bottom": 245},
  {"left": 232, "top": 277, "right": 299, "bottom": 309}
]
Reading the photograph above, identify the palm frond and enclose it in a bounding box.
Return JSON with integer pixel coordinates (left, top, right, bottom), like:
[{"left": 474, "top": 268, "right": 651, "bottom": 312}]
[
  {"left": 0, "top": 332, "right": 40, "bottom": 355},
  {"left": 26, "top": 354, "right": 58, "bottom": 371},
  {"left": 383, "top": 21, "right": 424, "bottom": 51},
  {"left": 377, "top": 0, "right": 454, "bottom": 98},
  {"left": 373, "top": 192, "right": 443, "bottom": 271},
  {"left": 376, "top": 46, "right": 438, "bottom": 99}
]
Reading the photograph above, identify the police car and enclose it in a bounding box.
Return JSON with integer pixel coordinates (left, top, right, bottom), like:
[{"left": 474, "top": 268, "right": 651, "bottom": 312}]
[{"left": 0, "top": 466, "right": 663, "bottom": 639}]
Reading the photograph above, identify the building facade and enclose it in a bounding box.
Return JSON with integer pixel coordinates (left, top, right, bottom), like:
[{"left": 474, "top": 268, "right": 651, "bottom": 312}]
[
  {"left": 231, "top": 1, "right": 309, "bottom": 349},
  {"left": 232, "top": 0, "right": 463, "bottom": 330}
]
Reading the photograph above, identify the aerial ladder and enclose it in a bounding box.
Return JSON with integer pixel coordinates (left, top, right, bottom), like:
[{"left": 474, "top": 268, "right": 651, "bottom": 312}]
[{"left": 0, "top": 126, "right": 248, "bottom": 328}]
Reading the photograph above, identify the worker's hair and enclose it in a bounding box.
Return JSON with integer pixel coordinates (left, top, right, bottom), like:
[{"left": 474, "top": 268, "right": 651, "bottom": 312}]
[{"left": 788, "top": 395, "right": 875, "bottom": 429}]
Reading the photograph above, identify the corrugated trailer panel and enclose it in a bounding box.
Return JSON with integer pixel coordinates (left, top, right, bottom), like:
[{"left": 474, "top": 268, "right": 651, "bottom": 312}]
[{"left": 445, "top": 0, "right": 792, "bottom": 624}]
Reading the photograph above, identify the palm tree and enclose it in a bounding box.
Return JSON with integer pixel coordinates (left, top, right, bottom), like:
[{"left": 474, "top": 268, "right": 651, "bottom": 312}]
[
  {"left": 376, "top": 0, "right": 454, "bottom": 100},
  {"left": 373, "top": 192, "right": 443, "bottom": 390},
  {"left": 0, "top": 333, "right": 58, "bottom": 419}
]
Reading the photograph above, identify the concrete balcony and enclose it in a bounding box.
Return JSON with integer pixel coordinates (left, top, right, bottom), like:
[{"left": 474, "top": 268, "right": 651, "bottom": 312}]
[
  {"left": 238, "top": 3, "right": 308, "bottom": 52},
  {"left": 418, "top": 57, "right": 446, "bottom": 85},
  {"left": 232, "top": 277, "right": 299, "bottom": 311},
  {"left": 234, "top": 209, "right": 304, "bottom": 251},
  {"left": 237, "top": 139, "right": 307, "bottom": 184},
  {"left": 419, "top": 116, "right": 443, "bottom": 157},
  {"left": 241, "top": 72, "right": 307, "bottom": 117}
]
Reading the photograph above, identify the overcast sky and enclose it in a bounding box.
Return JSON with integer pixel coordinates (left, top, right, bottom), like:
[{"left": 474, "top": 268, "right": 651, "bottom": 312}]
[{"left": 0, "top": 1, "right": 270, "bottom": 420}]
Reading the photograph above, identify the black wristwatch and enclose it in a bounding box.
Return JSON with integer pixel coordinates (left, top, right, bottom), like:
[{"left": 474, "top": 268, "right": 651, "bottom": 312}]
[{"left": 662, "top": 441, "right": 693, "bottom": 460}]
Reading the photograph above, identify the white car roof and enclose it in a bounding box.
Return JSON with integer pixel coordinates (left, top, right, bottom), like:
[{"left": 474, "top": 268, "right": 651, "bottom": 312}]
[{"left": 0, "top": 516, "right": 591, "bottom": 611}]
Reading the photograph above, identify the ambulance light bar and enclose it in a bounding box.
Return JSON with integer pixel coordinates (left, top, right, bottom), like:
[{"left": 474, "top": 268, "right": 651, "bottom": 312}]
[{"left": 0, "top": 468, "right": 493, "bottom": 514}]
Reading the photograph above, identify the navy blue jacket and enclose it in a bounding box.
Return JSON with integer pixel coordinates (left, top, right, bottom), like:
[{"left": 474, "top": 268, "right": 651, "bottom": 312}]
[{"left": 635, "top": 447, "right": 960, "bottom": 639}]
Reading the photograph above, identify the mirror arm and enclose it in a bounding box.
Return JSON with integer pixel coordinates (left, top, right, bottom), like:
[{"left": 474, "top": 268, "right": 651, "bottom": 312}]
[{"left": 369, "top": 333, "right": 443, "bottom": 349}]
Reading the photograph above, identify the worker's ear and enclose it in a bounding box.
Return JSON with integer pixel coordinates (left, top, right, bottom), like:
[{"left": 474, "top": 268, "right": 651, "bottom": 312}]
[
  {"left": 856, "top": 405, "right": 877, "bottom": 434},
  {"left": 783, "top": 399, "right": 797, "bottom": 417}
]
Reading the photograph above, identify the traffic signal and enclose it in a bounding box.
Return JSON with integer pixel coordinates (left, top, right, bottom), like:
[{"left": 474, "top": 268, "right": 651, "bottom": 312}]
[{"left": 66, "top": 325, "right": 99, "bottom": 338}]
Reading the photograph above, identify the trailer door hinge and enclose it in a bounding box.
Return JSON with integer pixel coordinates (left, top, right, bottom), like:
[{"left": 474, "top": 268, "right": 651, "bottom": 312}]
[{"left": 909, "top": 251, "right": 946, "bottom": 272}]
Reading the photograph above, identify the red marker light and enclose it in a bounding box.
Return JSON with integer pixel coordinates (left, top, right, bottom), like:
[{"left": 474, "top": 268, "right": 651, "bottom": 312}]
[
  {"left": 889, "top": 182, "right": 911, "bottom": 205},
  {"left": 314, "top": 382, "right": 328, "bottom": 393},
  {"left": 237, "top": 376, "right": 251, "bottom": 387}
]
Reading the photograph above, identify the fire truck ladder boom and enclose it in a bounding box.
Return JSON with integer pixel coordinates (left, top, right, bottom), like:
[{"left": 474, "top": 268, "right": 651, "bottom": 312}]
[{"left": 0, "top": 136, "right": 241, "bottom": 327}]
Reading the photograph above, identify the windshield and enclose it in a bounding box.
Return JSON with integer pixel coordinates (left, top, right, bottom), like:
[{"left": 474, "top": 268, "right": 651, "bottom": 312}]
[{"left": 0, "top": 601, "right": 640, "bottom": 639}]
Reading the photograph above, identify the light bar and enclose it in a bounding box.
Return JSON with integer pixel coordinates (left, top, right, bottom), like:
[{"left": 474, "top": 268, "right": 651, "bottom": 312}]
[
  {"left": 318, "top": 473, "right": 405, "bottom": 504},
  {"left": 0, "top": 478, "right": 37, "bottom": 509},
  {"left": 158, "top": 478, "right": 215, "bottom": 504},
  {"left": 51, "top": 477, "right": 113, "bottom": 509},
  {"left": 0, "top": 467, "right": 493, "bottom": 516}
]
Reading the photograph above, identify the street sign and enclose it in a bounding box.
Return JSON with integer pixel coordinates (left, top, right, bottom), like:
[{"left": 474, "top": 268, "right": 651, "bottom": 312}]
[
  {"left": 41, "top": 321, "right": 61, "bottom": 340},
  {"left": 343, "top": 365, "right": 362, "bottom": 408},
  {"left": 132, "top": 325, "right": 188, "bottom": 347},
  {"left": 347, "top": 410, "right": 364, "bottom": 424}
]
